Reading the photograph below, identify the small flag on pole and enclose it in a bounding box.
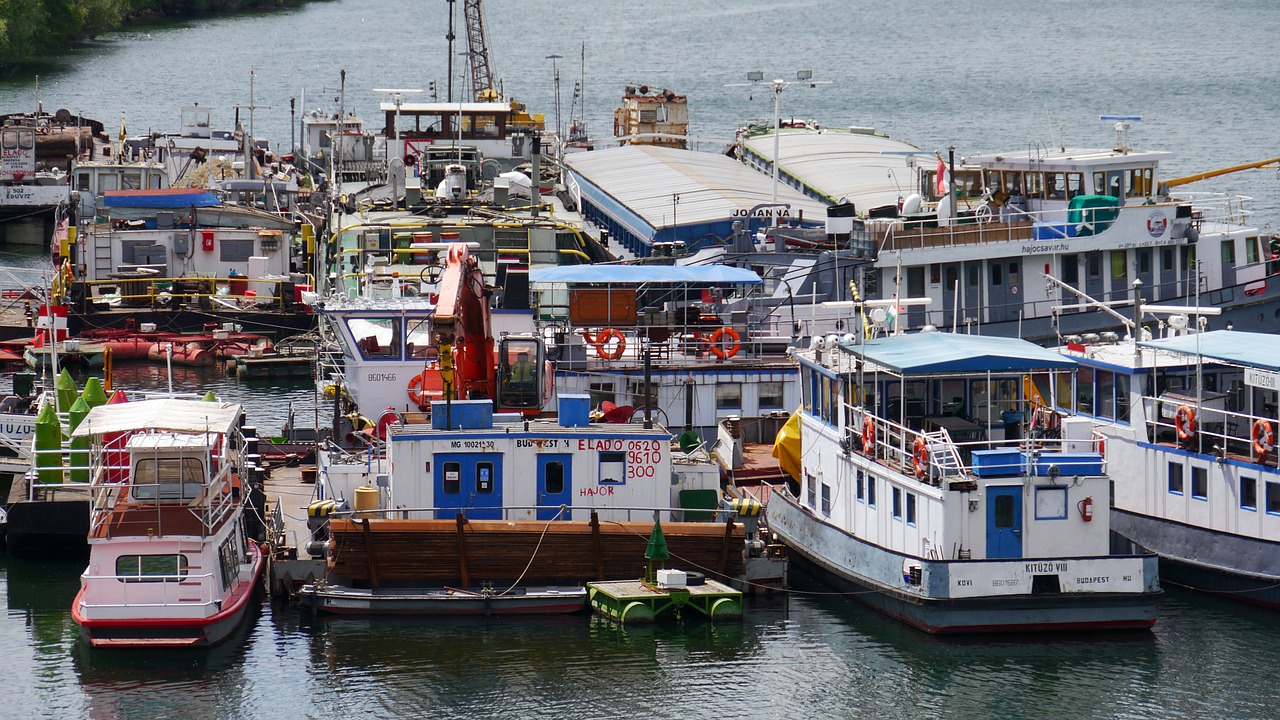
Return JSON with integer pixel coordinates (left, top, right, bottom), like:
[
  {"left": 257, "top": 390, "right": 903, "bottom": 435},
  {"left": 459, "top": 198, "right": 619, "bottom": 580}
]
[{"left": 935, "top": 156, "right": 947, "bottom": 196}]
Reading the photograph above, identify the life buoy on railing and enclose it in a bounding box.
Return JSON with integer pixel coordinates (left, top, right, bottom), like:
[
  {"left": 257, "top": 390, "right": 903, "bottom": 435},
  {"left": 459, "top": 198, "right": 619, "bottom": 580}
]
[
  {"left": 407, "top": 371, "right": 429, "bottom": 407},
  {"left": 593, "top": 328, "right": 626, "bottom": 360},
  {"left": 1253, "top": 419, "right": 1275, "bottom": 460},
  {"left": 912, "top": 437, "right": 929, "bottom": 479},
  {"left": 707, "top": 327, "right": 741, "bottom": 360},
  {"left": 862, "top": 415, "right": 876, "bottom": 453},
  {"left": 1175, "top": 404, "right": 1197, "bottom": 443}
]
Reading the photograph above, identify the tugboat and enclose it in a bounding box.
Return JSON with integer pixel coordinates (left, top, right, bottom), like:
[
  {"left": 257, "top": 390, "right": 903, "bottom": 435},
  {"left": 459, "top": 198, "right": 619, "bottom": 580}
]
[
  {"left": 768, "top": 325, "right": 1161, "bottom": 633},
  {"left": 70, "top": 397, "right": 264, "bottom": 647}
]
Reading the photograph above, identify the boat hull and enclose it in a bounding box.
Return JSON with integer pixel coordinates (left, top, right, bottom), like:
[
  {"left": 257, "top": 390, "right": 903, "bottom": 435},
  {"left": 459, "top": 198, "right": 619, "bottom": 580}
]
[
  {"left": 768, "top": 490, "right": 1160, "bottom": 634},
  {"left": 1111, "top": 508, "right": 1280, "bottom": 608},
  {"left": 299, "top": 584, "right": 588, "bottom": 616},
  {"left": 73, "top": 542, "right": 265, "bottom": 648}
]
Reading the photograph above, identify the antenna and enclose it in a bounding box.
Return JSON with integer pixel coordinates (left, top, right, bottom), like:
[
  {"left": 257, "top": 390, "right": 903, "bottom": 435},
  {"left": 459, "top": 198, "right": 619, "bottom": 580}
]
[{"left": 1100, "top": 115, "right": 1141, "bottom": 152}]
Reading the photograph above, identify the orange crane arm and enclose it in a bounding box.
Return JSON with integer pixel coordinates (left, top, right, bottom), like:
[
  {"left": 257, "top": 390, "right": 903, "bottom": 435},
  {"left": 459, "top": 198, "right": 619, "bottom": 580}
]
[{"left": 1159, "top": 156, "right": 1280, "bottom": 193}]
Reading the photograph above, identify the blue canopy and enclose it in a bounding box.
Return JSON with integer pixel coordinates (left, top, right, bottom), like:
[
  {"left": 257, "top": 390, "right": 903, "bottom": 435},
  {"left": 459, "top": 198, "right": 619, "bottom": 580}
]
[
  {"left": 529, "top": 264, "right": 763, "bottom": 286},
  {"left": 846, "top": 332, "right": 1078, "bottom": 375},
  {"left": 102, "top": 188, "right": 221, "bottom": 208},
  {"left": 1138, "top": 330, "right": 1280, "bottom": 372}
]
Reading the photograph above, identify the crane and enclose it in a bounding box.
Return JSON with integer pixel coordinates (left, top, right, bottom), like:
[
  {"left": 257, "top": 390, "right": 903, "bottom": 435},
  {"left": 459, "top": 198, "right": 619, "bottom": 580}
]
[
  {"left": 410, "top": 243, "right": 548, "bottom": 416},
  {"left": 464, "top": 0, "right": 498, "bottom": 101},
  {"left": 1157, "top": 156, "right": 1280, "bottom": 195}
]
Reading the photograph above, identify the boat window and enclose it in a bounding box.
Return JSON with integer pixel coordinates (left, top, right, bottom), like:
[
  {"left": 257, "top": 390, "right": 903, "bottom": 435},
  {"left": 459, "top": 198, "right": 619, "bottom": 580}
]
[
  {"left": 856, "top": 470, "right": 865, "bottom": 502},
  {"left": 220, "top": 238, "right": 254, "bottom": 263},
  {"left": 1035, "top": 487, "right": 1068, "bottom": 520},
  {"left": 1162, "top": 248, "right": 1175, "bottom": 272},
  {"left": 1002, "top": 171, "right": 1024, "bottom": 197},
  {"left": 967, "top": 265, "right": 979, "bottom": 288},
  {"left": 716, "top": 382, "right": 742, "bottom": 410},
  {"left": 77, "top": 172, "right": 91, "bottom": 191},
  {"left": 218, "top": 536, "right": 238, "bottom": 591},
  {"left": 1097, "top": 371, "right": 1115, "bottom": 420},
  {"left": 1087, "top": 254, "right": 1101, "bottom": 279},
  {"left": 475, "top": 462, "right": 494, "bottom": 494},
  {"left": 442, "top": 462, "right": 461, "bottom": 494},
  {"left": 1268, "top": 482, "right": 1280, "bottom": 515},
  {"left": 1125, "top": 168, "right": 1153, "bottom": 198},
  {"left": 1115, "top": 374, "right": 1130, "bottom": 422},
  {"left": 1246, "top": 237, "right": 1260, "bottom": 265},
  {"left": 406, "top": 319, "right": 432, "bottom": 359},
  {"left": 862, "top": 268, "right": 879, "bottom": 297},
  {"left": 945, "top": 266, "right": 958, "bottom": 290},
  {"left": 821, "top": 483, "right": 831, "bottom": 515},
  {"left": 599, "top": 451, "right": 626, "bottom": 485},
  {"left": 1025, "top": 172, "right": 1043, "bottom": 198},
  {"left": 544, "top": 461, "right": 564, "bottom": 495},
  {"left": 1045, "top": 173, "right": 1067, "bottom": 200},
  {"left": 1241, "top": 477, "right": 1257, "bottom": 510},
  {"left": 346, "top": 317, "right": 400, "bottom": 360},
  {"left": 906, "top": 492, "right": 917, "bottom": 525},
  {"left": 115, "top": 554, "right": 189, "bottom": 583},
  {"left": 99, "top": 174, "right": 118, "bottom": 192},
  {"left": 1191, "top": 467, "right": 1207, "bottom": 500},
  {"left": 131, "top": 457, "right": 206, "bottom": 502},
  {"left": 1168, "top": 462, "right": 1184, "bottom": 495},
  {"left": 1110, "top": 251, "right": 1127, "bottom": 281},
  {"left": 806, "top": 473, "right": 817, "bottom": 508},
  {"left": 867, "top": 475, "right": 877, "bottom": 507},
  {"left": 1066, "top": 173, "right": 1084, "bottom": 199},
  {"left": 589, "top": 381, "right": 616, "bottom": 408},
  {"left": 1076, "top": 367, "right": 1095, "bottom": 414},
  {"left": 1056, "top": 371, "right": 1074, "bottom": 413},
  {"left": 990, "top": 264, "right": 1003, "bottom": 286},
  {"left": 1221, "top": 239, "right": 1236, "bottom": 266},
  {"left": 123, "top": 172, "right": 141, "bottom": 190},
  {"left": 759, "top": 381, "right": 785, "bottom": 409},
  {"left": 892, "top": 487, "right": 902, "bottom": 520},
  {"left": 993, "top": 494, "right": 1015, "bottom": 528},
  {"left": 801, "top": 368, "right": 813, "bottom": 413},
  {"left": 1008, "top": 262, "right": 1020, "bottom": 288},
  {"left": 930, "top": 264, "right": 940, "bottom": 285},
  {"left": 1062, "top": 255, "right": 1079, "bottom": 285}
]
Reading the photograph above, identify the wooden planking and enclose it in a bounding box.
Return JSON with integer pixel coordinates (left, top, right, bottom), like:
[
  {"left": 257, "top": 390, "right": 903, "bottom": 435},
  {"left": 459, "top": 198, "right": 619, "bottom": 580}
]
[{"left": 327, "top": 518, "right": 745, "bottom": 585}]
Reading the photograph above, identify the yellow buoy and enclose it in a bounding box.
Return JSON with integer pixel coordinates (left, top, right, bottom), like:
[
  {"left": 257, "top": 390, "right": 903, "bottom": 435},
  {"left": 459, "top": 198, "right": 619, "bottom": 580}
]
[{"left": 353, "top": 485, "right": 380, "bottom": 519}]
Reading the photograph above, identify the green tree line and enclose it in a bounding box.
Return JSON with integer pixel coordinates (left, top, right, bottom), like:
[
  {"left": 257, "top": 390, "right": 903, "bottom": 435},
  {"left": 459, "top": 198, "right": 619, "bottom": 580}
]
[{"left": 0, "top": 0, "right": 311, "bottom": 71}]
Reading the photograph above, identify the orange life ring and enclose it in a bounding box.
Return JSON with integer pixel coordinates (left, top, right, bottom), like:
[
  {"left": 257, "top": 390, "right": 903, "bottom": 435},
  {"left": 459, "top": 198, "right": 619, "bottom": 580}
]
[
  {"left": 593, "top": 328, "right": 626, "bottom": 360},
  {"left": 862, "top": 415, "right": 876, "bottom": 453},
  {"left": 1174, "top": 404, "right": 1197, "bottom": 442},
  {"left": 912, "top": 437, "right": 929, "bottom": 478},
  {"left": 707, "top": 327, "right": 741, "bottom": 360},
  {"left": 1253, "top": 419, "right": 1275, "bottom": 459},
  {"left": 407, "top": 371, "right": 429, "bottom": 407}
]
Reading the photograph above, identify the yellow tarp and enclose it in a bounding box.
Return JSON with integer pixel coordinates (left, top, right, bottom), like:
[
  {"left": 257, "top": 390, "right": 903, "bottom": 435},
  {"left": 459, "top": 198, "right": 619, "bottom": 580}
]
[{"left": 771, "top": 410, "right": 803, "bottom": 482}]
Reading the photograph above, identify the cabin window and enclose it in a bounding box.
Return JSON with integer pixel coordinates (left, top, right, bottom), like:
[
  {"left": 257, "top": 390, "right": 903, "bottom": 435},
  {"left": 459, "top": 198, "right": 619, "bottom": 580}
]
[
  {"left": 801, "top": 367, "right": 813, "bottom": 413},
  {"left": 1066, "top": 173, "right": 1084, "bottom": 199},
  {"left": 867, "top": 475, "right": 877, "bottom": 507},
  {"left": 219, "top": 238, "right": 255, "bottom": 263},
  {"left": 406, "top": 319, "right": 432, "bottom": 359},
  {"left": 544, "top": 461, "right": 564, "bottom": 494},
  {"left": 862, "top": 267, "right": 880, "bottom": 297},
  {"left": 856, "top": 470, "right": 865, "bottom": 502},
  {"left": 1162, "top": 247, "right": 1175, "bottom": 272},
  {"left": 1001, "top": 171, "right": 1025, "bottom": 196},
  {"left": 442, "top": 462, "right": 461, "bottom": 494},
  {"left": 1139, "top": 251, "right": 1152, "bottom": 275},
  {"left": 1246, "top": 237, "right": 1261, "bottom": 265},
  {"left": 1241, "top": 477, "right": 1257, "bottom": 510},
  {"left": 1092, "top": 172, "right": 1105, "bottom": 196},
  {"left": 1096, "top": 371, "right": 1115, "bottom": 420},
  {"left": 77, "top": 172, "right": 91, "bottom": 191},
  {"left": 1035, "top": 487, "right": 1068, "bottom": 520},
  {"left": 1024, "top": 172, "right": 1043, "bottom": 198},
  {"left": 99, "top": 174, "right": 119, "bottom": 192},
  {"left": 123, "top": 172, "right": 142, "bottom": 190},
  {"left": 817, "top": 378, "right": 831, "bottom": 423},
  {"left": 759, "top": 381, "right": 784, "bottom": 409},
  {"left": 1045, "top": 173, "right": 1067, "bottom": 200},
  {"left": 1087, "top": 254, "right": 1102, "bottom": 280},
  {"left": 1056, "top": 371, "right": 1074, "bottom": 414},
  {"left": 1062, "top": 255, "right": 1079, "bottom": 285},
  {"left": 131, "top": 457, "right": 206, "bottom": 502},
  {"left": 1221, "top": 240, "right": 1236, "bottom": 267},
  {"left": 929, "top": 264, "right": 941, "bottom": 285},
  {"left": 1126, "top": 168, "right": 1153, "bottom": 198},
  {"left": 218, "top": 536, "right": 239, "bottom": 591},
  {"left": 475, "top": 462, "right": 495, "bottom": 494},
  {"left": 945, "top": 266, "right": 958, "bottom": 290},
  {"left": 589, "top": 381, "right": 616, "bottom": 407},
  {"left": 994, "top": 493, "right": 1016, "bottom": 528},
  {"left": 599, "top": 452, "right": 626, "bottom": 485},
  {"left": 892, "top": 487, "right": 902, "bottom": 520},
  {"left": 628, "top": 378, "right": 657, "bottom": 412},
  {"left": 1168, "top": 462, "right": 1184, "bottom": 495},
  {"left": 1075, "top": 367, "right": 1095, "bottom": 414},
  {"left": 716, "top": 382, "right": 742, "bottom": 410},
  {"left": 821, "top": 483, "right": 831, "bottom": 516},
  {"left": 1191, "top": 467, "right": 1207, "bottom": 500},
  {"left": 990, "top": 264, "right": 1003, "bottom": 286},
  {"left": 967, "top": 265, "right": 979, "bottom": 289},
  {"left": 806, "top": 474, "right": 817, "bottom": 508},
  {"left": 1116, "top": 374, "right": 1131, "bottom": 422},
  {"left": 1267, "top": 482, "right": 1280, "bottom": 515},
  {"left": 347, "top": 318, "right": 400, "bottom": 360},
  {"left": 906, "top": 492, "right": 917, "bottom": 526},
  {"left": 115, "top": 554, "right": 189, "bottom": 583}
]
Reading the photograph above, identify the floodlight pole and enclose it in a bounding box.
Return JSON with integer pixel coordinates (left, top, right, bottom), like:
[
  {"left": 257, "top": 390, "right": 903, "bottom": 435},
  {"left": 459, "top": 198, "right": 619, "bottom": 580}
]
[{"left": 771, "top": 79, "right": 783, "bottom": 225}]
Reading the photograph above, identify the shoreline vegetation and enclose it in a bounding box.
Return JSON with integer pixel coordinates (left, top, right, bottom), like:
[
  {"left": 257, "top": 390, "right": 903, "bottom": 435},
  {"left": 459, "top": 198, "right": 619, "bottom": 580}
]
[{"left": 0, "top": 0, "right": 317, "bottom": 72}]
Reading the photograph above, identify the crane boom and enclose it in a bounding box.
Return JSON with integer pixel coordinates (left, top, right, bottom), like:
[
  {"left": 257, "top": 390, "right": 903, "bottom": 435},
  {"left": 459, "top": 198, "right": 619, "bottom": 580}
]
[
  {"left": 464, "top": 0, "right": 496, "bottom": 101},
  {"left": 1158, "top": 156, "right": 1280, "bottom": 194}
]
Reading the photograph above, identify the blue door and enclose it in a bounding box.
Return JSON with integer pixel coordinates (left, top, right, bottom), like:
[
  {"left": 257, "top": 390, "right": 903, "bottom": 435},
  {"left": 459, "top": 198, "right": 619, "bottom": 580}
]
[
  {"left": 986, "top": 486, "right": 1023, "bottom": 559},
  {"left": 536, "top": 454, "right": 573, "bottom": 520},
  {"left": 434, "top": 453, "right": 504, "bottom": 520}
]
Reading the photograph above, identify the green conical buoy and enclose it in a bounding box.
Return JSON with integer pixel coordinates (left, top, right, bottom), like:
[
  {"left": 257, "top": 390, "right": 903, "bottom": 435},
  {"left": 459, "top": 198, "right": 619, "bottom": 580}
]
[
  {"left": 55, "top": 369, "right": 77, "bottom": 414},
  {"left": 81, "top": 376, "right": 108, "bottom": 408},
  {"left": 68, "top": 396, "right": 90, "bottom": 483},
  {"left": 34, "top": 402, "right": 63, "bottom": 485},
  {"left": 202, "top": 391, "right": 218, "bottom": 402},
  {"left": 644, "top": 519, "right": 669, "bottom": 584}
]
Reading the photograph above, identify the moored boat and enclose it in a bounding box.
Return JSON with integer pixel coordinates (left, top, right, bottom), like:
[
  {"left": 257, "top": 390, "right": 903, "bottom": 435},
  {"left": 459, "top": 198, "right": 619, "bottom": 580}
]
[
  {"left": 70, "top": 398, "right": 264, "bottom": 648},
  {"left": 768, "top": 328, "right": 1161, "bottom": 633}
]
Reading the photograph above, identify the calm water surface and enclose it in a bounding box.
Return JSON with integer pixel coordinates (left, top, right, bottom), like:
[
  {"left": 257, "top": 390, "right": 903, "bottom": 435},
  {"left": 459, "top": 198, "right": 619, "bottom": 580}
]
[{"left": 2, "top": 1, "right": 1280, "bottom": 717}]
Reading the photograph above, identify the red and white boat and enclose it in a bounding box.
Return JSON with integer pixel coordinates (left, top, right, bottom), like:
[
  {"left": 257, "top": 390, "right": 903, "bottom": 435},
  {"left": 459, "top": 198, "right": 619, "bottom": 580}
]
[{"left": 70, "top": 398, "right": 264, "bottom": 648}]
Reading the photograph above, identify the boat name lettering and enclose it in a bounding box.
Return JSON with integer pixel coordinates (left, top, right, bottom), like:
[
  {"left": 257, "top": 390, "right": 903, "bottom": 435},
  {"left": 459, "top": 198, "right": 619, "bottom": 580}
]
[
  {"left": 516, "top": 438, "right": 570, "bottom": 449},
  {"left": 1025, "top": 561, "right": 1067, "bottom": 573},
  {"left": 0, "top": 422, "right": 34, "bottom": 436},
  {"left": 1245, "top": 367, "right": 1280, "bottom": 390},
  {"left": 1021, "top": 242, "right": 1069, "bottom": 254},
  {"left": 579, "top": 438, "right": 624, "bottom": 451},
  {"left": 367, "top": 372, "right": 398, "bottom": 382},
  {"left": 2, "top": 187, "right": 33, "bottom": 200},
  {"left": 992, "top": 578, "right": 1019, "bottom": 587},
  {"left": 449, "top": 440, "right": 495, "bottom": 449},
  {"left": 956, "top": 579, "right": 972, "bottom": 587},
  {"left": 732, "top": 208, "right": 791, "bottom": 218},
  {"left": 1075, "top": 576, "right": 1110, "bottom": 584},
  {"left": 579, "top": 486, "right": 615, "bottom": 497}
]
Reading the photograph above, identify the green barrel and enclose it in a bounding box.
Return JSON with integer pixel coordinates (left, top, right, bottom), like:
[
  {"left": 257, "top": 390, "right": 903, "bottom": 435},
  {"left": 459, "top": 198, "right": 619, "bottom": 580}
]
[
  {"left": 34, "top": 402, "right": 63, "bottom": 485},
  {"left": 67, "top": 396, "right": 90, "bottom": 483},
  {"left": 81, "top": 376, "right": 108, "bottom": 408},
  {"left": 55, "top": 368, "right": 77, "bottom": 414}
]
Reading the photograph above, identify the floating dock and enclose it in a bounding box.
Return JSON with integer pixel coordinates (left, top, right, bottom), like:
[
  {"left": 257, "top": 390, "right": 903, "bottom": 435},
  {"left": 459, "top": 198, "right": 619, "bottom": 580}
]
[
  {"left": 587, "top": 577, "right": 743, "bottom": 624},
  {"left": 232, "top": 353, "right": 314, "bottom": 379}
]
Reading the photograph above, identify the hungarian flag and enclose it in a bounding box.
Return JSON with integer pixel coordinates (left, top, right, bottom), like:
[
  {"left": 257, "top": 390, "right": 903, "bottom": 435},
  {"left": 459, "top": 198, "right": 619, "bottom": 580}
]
[{"left": 935, "top": 156, "right": 947, "bottom": 196}]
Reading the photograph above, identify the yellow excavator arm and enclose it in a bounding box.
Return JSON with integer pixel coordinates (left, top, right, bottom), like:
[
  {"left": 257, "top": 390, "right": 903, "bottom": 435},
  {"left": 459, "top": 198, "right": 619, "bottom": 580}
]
[{"left": 1158, "top": 156, "right": 1280, "bottom": 194}]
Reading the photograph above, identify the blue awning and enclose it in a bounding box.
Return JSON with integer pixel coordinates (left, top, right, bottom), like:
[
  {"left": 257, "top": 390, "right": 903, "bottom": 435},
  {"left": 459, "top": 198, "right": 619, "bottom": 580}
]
[
  {"left": 846, "top": 332, "right": 1078, "bottom": 374},
  {"left": 529, "top": 265, "right": 763, "bottom": 285},
  {"left": 1138, "top": 330, "right": 1280, "bottom": 372},
  {"left": 102, "top": 188, "right": 221, "bottom": 208}
]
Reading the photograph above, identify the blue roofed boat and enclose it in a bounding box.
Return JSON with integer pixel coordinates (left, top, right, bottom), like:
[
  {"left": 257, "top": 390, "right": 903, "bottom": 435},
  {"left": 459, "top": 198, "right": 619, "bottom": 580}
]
[{"left": 767, "top": 329, "right": 1161, "bottom": 634}]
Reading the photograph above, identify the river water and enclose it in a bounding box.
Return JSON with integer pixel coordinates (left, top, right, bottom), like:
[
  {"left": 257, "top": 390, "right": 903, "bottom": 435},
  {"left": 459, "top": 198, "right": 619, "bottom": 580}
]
[{"left": 3, "top": 0, "right": 1280, "bottom": 717}]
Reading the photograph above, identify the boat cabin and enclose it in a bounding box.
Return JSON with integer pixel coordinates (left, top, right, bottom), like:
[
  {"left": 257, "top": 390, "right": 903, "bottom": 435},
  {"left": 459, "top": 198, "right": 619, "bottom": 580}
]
[{"left": 382, "top": 101, "right": 541, "bottom": 174}]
